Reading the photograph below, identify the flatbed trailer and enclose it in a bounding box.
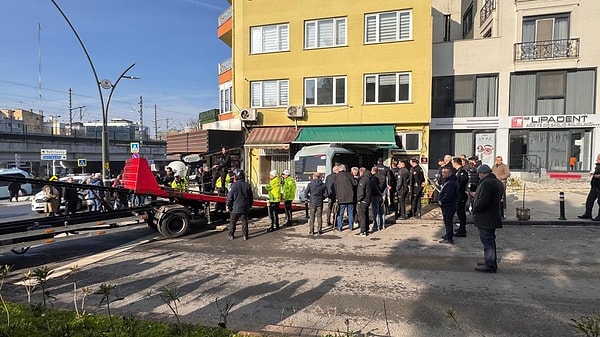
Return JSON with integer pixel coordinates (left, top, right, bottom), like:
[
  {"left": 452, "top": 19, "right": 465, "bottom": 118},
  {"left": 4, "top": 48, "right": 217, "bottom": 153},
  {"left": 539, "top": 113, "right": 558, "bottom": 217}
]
[{"left": 0, "top": 157, "right": 303, "bottom": 252}]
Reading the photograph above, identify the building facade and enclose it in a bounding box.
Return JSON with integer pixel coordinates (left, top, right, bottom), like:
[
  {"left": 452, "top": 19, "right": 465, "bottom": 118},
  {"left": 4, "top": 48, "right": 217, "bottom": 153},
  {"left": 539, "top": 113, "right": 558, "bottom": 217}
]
[
  {"left": 431, "top": 0, "right": 599, "bottom": 173},
  {"left": 218, "top": 0, "right": 433, "bottom": 193}
]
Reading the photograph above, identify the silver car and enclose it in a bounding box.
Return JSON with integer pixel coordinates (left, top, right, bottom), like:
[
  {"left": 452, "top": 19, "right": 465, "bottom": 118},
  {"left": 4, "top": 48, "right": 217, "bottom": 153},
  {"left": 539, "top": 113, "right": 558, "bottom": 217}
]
[{"left": 31, "top": 175, "right": 90, "bottom": 213}]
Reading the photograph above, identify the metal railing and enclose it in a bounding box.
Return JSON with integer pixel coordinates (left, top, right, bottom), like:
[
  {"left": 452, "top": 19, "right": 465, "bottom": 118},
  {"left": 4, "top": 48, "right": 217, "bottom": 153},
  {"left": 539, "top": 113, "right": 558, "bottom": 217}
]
[
  {"left": 514, "top": 38, "right": 580, "bottom": 61},
  {"left": 218, "top": 6, "right": 232, "bottom": 27},
  {"left": 479, "top": 0, "right": 495, "bottom": 27},
  {"left": 218, "top": 57, "right": 232, "bottom": 74},
  {"left": 510, "top": 154, "right": 542, "bottom": 175}
]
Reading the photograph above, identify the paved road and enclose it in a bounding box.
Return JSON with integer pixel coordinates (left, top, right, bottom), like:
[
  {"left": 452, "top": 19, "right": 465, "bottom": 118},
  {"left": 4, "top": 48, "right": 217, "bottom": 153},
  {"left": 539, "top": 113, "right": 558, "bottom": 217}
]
[{"left": 2, "top": 210, "right": 598, "bottom": 337}]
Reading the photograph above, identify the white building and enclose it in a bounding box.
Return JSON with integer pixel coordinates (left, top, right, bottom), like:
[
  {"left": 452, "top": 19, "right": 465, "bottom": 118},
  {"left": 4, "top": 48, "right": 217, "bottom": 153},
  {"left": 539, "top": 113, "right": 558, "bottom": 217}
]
[{"left": 431, "top": 0, "right": 599, "bottom": 174}]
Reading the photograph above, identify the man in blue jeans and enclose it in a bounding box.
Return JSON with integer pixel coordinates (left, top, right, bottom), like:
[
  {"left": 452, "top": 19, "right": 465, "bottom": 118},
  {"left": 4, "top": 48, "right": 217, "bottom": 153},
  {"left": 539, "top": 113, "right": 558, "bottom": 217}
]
[
  {"left": 334, "top": 164, "right": 357, "bottom": 231},
  {"left": 471, "top": 164, "right": 504, "bottom": 273}
]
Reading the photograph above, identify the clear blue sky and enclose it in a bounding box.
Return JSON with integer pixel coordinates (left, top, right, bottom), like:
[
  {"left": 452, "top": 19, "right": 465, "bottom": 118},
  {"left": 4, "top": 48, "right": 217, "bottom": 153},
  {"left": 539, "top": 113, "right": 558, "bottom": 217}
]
[{"left": 0, "top": 0, "right": 230, "bottom": 132}]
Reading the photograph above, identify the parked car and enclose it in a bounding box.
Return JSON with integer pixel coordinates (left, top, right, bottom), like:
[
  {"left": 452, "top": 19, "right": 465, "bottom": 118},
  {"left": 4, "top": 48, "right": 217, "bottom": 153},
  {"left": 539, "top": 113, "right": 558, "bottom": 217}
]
[{"left": 31, "top": 175, "right": 90, "bottom": 213}]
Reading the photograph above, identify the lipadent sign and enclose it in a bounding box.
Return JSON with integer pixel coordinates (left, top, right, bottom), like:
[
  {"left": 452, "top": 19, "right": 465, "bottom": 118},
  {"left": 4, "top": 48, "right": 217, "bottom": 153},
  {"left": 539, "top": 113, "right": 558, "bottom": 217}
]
[{"left": 510, "top": 114, "right": 600, "bottom": 129}]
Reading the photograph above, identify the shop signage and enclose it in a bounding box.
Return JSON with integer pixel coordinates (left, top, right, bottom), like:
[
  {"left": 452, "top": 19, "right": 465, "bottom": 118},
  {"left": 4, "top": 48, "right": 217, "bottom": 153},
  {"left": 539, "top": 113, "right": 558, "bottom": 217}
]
[{"left": 511, "top": 115, "right": 600, "bottom": 128}]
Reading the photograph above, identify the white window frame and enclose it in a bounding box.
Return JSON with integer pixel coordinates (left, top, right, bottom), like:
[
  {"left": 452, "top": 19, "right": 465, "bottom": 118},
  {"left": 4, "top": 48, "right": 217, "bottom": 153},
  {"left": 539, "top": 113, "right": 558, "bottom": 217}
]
[
  {"left": 305, "top": 17, "right": 347, "bottom": 49},
  {"left": 396, "top": 132, "right": 421, "bottom": 151},
  {"left": 304, "top": 76, "right": 347, "bottom": 106},
  {"left": 251, "top": 23, "right": 289, "bottom": 54},
  {"left": 365, "top": 10, "right": 412, "bottom": 44},
  {"left": 250, "top": 79, "right": 289, "bottom": 108},
  {"left": 219, "top": 84, "right": 232, "bottom": 113},
  {"left": 364, "top": 72, "right": 412, "bottom": 104}
]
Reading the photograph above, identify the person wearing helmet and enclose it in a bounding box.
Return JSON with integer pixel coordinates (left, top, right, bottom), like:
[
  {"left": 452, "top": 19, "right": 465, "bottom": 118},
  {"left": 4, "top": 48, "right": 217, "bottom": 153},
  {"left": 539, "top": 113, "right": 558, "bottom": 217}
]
[
  {"left": 226, "top": 170, "right": 253, "bottom": 240},
  {"left": 282, "top": 169, "right": 296, "bottom": 227},
  {"left": 171, "top": 172, "right": 187, "bottom": 191}
]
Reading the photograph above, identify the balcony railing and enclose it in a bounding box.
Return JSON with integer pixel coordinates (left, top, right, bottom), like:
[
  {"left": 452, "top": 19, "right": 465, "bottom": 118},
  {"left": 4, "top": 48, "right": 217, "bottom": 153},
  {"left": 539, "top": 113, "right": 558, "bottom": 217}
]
[
  {"left": 479, "top": 0, "right": 495, "bottom": 27},
  {"left": 514, "top": 38, "right": 580, "bottom": 61},
  {"left": 218, "top": 57, "right": 232, "bottom": 74},
  {"left": 218, "top": 6, "right": 232, "bottom": 27}
]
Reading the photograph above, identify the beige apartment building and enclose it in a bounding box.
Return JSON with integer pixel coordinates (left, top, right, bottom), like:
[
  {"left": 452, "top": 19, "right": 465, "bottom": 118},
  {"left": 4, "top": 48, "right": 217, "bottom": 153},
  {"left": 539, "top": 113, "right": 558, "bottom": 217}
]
[{"left": 430, "top": 0, "right": 599, "bottom": 174}]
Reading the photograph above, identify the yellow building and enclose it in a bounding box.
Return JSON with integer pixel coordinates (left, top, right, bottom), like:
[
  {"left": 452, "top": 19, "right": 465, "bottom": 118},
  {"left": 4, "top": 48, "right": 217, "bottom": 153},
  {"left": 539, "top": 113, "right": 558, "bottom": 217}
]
[{"left": 217, "top": 0, "right": 432, "bottom": 196}]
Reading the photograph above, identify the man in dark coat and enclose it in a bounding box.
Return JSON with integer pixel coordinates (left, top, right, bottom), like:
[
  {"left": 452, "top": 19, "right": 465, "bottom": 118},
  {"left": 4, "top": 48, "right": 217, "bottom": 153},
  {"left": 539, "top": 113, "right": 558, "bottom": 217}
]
[
  {"left": 325, "top": 165, "right": 339, "bottom": 227},
  {"left": 452, "top": 157, "right": 469, "bottom": 237},
  {"left": 334, "top": 164, "right": 357, "bottom": 231},
  {"left": 409, "top": 158, "right": 425, "bottom": 218},
  {"left": 355, "top": 167, "right": 371, "bottom": 236},
  {"left": 578, "top": 154, "right": 600, "bottom": 220},
  {"left": 395, "top": 160, "right": 410, "bottom": 219},
  {"left": 438, "top": 167, "right": 459, "bottom": 244},
  {"left": 7, "top": 181, "right": 21, "bottom": 202},
  {"left": 472, "top": 164, "right": 504, "bottom": 273},
  {"left": 304, "top": 172, "right": 327, "bottom": 235},
  {"left": 213, "top": 147, "right": 232, "bottom": 193},
  {"left": 62, "top": 177, "right": 80, "bottom": 214},
  {"left": 226, "top": 170, "right": 253, "bottom": 240}
]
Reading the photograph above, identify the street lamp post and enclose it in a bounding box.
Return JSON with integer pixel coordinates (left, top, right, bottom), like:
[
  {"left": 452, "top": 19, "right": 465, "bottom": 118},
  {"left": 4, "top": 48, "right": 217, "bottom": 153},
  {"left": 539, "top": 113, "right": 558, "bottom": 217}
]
[{"left": 50, "top": 0, "right": 139, "bottom": 184}]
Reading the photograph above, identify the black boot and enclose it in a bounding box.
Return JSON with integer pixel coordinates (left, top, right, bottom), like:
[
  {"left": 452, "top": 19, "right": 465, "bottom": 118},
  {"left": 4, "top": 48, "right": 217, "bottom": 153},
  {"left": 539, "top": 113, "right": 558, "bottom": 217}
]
[
  {"left": 578, "top": 213, "right": 592, "bottom": 219},
  {"left": 592, "top": 214, "right": 600, "bottom": 221}
]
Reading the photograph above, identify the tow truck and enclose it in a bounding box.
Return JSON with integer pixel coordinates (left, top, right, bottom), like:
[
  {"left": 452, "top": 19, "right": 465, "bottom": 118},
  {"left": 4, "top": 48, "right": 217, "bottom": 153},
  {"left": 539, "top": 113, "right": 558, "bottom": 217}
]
[{"left": 0, "top": 157, "right": 301, "bottom": 253}]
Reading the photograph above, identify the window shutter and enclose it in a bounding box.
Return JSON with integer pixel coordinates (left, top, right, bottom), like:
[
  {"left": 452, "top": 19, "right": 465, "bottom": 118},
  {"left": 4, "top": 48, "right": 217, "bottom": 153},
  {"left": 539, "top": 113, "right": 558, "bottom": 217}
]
[
  {"left": 262, "top": 81, "right": 277, "bottom": 107},
  {"left": 263, "top": 26, "right": 277, "bottom": 52},
  {"left": 379, "top": 12, "right": 397, "bottom": 41},
  {"left": 399, "top": 11, "right": 411, "bottom": 40},
  {"left": 251, "top": 27, "right": 262, "bottom": 54},
  {"left": 366, "top": 15, "right": 377, "bottom": 42},
  {"left": 318, "top": 19, "right": 334, "bottom": 47},
  {"left": 279, "top": 25, "right": 289, "bottom": 51},
  {"left": 279, "top": 80, "right": 289, "bottom": 106},
  {"left": 251, "top": 82, "right": 261, "bottom": 107},
  {"left": 336, "top": 19, "right": 346, "bottom": 45},
  {"left": 305, "top": 22, "right": 316, "bottom": 48}
]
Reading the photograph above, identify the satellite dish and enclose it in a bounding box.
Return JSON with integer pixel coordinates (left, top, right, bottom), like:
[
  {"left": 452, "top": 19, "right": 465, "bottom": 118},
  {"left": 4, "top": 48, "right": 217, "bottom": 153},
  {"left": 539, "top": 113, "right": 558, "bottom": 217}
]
[{"left": 100, "top": 79, "right": 112, "bottom": 90}]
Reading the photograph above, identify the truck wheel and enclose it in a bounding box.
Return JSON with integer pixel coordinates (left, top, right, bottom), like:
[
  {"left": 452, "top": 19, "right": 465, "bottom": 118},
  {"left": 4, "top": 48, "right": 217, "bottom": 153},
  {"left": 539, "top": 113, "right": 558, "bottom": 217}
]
[{"left": 158, "top": 212, "right": 190, "bottom": 238}]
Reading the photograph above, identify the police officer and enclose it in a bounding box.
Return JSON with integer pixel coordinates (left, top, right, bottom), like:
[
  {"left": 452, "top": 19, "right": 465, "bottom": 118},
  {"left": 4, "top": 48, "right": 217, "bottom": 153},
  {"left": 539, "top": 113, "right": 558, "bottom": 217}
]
[
  {"left": 395, "top": 160, "right": 411, "bottom": 219},
  {"left": 409, "top": 158, "right": 425, "bottom": 218},
  {"left": 226, "top": 170, "right": 253, "bottom": 240},
  {"left": 452, "top": 157, "right": 469, "bottom": 237}
]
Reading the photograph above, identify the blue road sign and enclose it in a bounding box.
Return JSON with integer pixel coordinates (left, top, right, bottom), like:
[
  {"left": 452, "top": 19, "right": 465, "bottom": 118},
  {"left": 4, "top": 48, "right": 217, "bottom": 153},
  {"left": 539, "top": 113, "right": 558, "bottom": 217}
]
[
  {"left": 41, "top": 154, "right": 67, "bottom": 160},
  {"left": 130, "top": 142, "right": 140, "bottom": 153},
  {"left": 77, "top": 159, "right": 87, "bottom": 167}
]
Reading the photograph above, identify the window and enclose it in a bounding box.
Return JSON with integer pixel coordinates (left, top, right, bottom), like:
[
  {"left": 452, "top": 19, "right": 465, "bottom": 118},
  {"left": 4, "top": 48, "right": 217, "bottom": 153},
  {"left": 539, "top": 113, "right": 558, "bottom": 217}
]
[
  {"left": 220, "top": 86, "right": 232, "bottom": 113},
  {"left": 395, "top": 133, "right": 421, "bottom": 151},
  {"left": 250, "top": 80, "right": 289, "bottom": 108},
  {"left": 365, "top": 72, "right": 411, "bottom": 103},
  {"left": 520, "top": 14, "right": 570, "bottom": 60},
  {"left": 431, "top": 74, "right": 498, "bottom": 117},
  {"left": 462, "top": 4, "right": 474, "bottom": 38},
  {"left": 365, "top": 10, "right": 412, "bottom": 44},
  {"left": 509, "top": 69, "right": 595, "bottom": 116},
  {"left": 251, "top": 24, "right": 289, "bottom": 54},
  {"left": 304, "top": 76, "right": 346, "bottom": 105},
  {"left": 443, "top": 14, "right": 451, "bottom": 42},
  {"left": 305, "top": 17, "right": 347, "bottom": 49}
]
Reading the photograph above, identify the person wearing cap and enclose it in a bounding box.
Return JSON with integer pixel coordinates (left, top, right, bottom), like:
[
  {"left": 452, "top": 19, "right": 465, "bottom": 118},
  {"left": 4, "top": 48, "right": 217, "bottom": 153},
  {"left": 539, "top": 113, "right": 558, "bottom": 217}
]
[
  {"left": 226, "top": 170, "right": 253, "bottom": 240},
  {"left": 265, "top": 169, "right": 282, "bottom": 232},
  {"left": 171, "top": 171, "right": 187, "bottom": 191},
  {"left": 282, "top": 169, "right": 297, "bottom": 227},
  {"left": 394, "top": 160, "right": 411, "bottom": 219},
  {"left": 409, "top": 158, "right": 425, "bottom": 218},
  {"left": 452, "top": 157, "right": 470, "bottom": 237},
  {"left": 471, "top": 164, "right": 504, "bottom": 273}
]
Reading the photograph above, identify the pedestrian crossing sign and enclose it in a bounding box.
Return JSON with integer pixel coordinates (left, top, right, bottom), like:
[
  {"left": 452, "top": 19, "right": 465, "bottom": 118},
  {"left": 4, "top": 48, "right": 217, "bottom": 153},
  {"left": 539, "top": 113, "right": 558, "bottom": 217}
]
[
  {"left": 130, "top": 142, "right": 140, "bottom": 153},
  {"left": 77, "top": 158, "right": 87, "bottom": 167}
]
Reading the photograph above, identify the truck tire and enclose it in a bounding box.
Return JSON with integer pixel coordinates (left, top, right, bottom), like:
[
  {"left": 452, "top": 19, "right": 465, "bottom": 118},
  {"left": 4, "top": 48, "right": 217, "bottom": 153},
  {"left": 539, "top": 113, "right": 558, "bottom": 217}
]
[{"left": 158, "top": 212, "right": 190, "bottom": 238}]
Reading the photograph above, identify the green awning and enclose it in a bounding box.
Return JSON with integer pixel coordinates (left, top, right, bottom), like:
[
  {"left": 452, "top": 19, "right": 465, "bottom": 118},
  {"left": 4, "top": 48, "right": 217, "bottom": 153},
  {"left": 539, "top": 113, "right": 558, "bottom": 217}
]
[{"left": 294, "top": 125, "right": 396, "bottom": 144}]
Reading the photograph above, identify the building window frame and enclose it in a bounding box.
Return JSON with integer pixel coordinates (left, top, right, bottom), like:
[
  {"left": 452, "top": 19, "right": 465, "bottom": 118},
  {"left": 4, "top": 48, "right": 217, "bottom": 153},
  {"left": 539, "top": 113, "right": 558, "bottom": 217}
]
[
  {"left": 462, "top": 3, "right": 474, "bottom": 38},
  {"left": 304, "top": 76, "right": 347, "bottom": 106},
  {"left": 250, "top": 23, "right": 289, "bottom": 54},
  {"left": 219, "top": 85, "right": 232, "bottom": 114},
  {"left": 250, "top": 79, "right": 289, "bottom": 108},
  {"left": 364, "top": 72, "right": 411, "bottom": 104},
  {"left": 365, "top": 10, "right": 412, "bottom": 44},
  {"left": 431, "top": 74, "right": 499, "bottom": 118},
  {"left": 305, "top": 17, "right": 347, "bottom": 49}
]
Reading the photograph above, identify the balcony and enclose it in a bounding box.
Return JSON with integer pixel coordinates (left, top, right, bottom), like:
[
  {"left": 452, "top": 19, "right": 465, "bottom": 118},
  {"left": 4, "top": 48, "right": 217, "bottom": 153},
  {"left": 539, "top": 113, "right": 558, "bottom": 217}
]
[
  {"left": 218, "top": 57, "right": 232, "bottom": 84},
  {"left": 217, "top": 6, "right": 232, "bottom": 46},
  {"left": 218, "top": 58, "right": 231, "bottom": 74},
  {"left": 479, "top": 0, "right": 495, "bottom": 27},
  {"left": 514, "top": 38, "right": 580, "bottom": 61}
]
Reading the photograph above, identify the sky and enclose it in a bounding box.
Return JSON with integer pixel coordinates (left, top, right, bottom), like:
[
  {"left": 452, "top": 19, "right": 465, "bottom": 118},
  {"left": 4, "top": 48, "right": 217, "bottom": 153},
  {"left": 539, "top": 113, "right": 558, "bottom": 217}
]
[{"left": 0, "top": 0, "right": 231, "bottom": 134}]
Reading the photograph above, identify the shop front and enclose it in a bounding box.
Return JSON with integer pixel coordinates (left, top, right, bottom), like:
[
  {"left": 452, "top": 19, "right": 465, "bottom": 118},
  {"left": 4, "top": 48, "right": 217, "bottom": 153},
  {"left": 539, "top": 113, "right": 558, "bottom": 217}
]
[{"left": 507, "top": 114, "right": 599, "bottom": 172}]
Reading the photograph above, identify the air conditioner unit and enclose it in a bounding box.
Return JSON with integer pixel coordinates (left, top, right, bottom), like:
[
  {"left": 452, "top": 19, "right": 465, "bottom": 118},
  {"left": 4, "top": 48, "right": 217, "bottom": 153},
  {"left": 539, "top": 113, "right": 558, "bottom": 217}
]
[
  {"left": 286, "top": 105, "right": 305, "bottom": 118},
  {"left": 240, "top": 108, "right": 257, "bottom": 122}
]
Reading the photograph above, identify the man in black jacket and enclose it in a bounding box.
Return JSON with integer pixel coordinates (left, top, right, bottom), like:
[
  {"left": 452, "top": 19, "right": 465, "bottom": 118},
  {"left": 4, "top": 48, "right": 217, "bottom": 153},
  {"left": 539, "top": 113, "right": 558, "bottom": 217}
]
[
  {"left": 334, "top": 164, "right": 357, "bottom": 231},
  {"left": 578, "top": 154, "right": 600, "bottom": 220},
  {"left": 62, "top": 177, "right": 80, "bottom": 214},
  {"left": 226, "top": 170, "right": 253, "bottom": 240},
  {"left": 325, "top": 165, "right": 339, "bottom": 227},
  {"left": 438, "top": 167, "right": 458, "bottom": 244},
  {"left": 355, "top": 167, "right": 371, "bottom": 237},
  {"left": 472, "top": 164, "right": 504, "bottom": 273},
  {"left": 409, "top": 158, "right": 425, "bottom": 218},
  {"left": 452, "top": 157, "right": 469, "bottom": 237},
  {"left": 213, "top": 147, "right": 232, "bottom": 193},
  {"left": 304, "top": 172, "right": 327, "bottom": 235},
  {"left": 395, "top": 160, "right": 410, "bottom": 219}
]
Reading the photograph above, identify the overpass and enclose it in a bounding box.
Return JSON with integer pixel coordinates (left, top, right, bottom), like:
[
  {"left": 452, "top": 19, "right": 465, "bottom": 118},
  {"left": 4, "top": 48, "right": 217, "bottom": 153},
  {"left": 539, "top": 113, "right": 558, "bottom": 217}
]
[{"left": 0, "top": 132, "right": 167, "bottom": 177}]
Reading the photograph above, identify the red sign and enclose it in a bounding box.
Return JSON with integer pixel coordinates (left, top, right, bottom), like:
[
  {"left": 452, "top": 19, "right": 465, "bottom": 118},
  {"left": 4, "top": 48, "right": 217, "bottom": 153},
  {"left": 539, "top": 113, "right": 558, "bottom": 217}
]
[{"left": 511, "top": 117, "right": 524, "bottom": 128}]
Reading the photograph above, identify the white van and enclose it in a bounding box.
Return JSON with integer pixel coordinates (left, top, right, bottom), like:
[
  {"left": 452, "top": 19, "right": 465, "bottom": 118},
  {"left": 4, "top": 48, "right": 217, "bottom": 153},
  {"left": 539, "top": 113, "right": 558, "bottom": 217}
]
[{"left": 0, "top": 168, "right": 32, "bottom": 199}]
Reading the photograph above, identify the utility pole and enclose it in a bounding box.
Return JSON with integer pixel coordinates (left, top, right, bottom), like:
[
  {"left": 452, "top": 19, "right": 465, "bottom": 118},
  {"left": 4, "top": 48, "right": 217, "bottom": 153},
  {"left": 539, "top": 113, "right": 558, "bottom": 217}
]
[
  {"left": 138, "top": 95, "right": 143, "bottom": 143},
  {"left": 154, "top": 104, "right": 158, "bottom": 140},
  {"left": 68, "top": 88, "right": 72, "bottom": 126}
]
